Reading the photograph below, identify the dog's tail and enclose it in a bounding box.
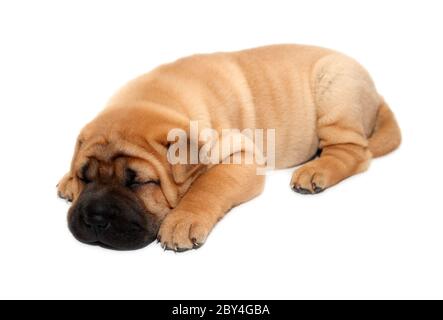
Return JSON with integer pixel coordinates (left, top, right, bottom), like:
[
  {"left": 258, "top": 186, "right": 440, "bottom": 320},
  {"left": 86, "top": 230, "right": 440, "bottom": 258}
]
[{"left": 368, "top": 98, "right": 401, "bottom": 158}]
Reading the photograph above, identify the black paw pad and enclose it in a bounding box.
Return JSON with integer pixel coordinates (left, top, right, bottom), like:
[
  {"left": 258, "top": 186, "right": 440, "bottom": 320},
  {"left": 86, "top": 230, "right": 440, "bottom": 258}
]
[
  {"left": 291, "top": 185, "right": 312, "bottom": 194},
  {"left": 313, "top": 187, "right": 324, "bottom": 194},
  {"left": 312, "top": 183, "right": 325, "bottom": 194}
]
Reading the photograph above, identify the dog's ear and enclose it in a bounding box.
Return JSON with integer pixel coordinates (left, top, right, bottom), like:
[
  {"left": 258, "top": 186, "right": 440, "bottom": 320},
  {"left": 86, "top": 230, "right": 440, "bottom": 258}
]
[
  {"left": 151, "top": 116, "right": 213, "bottom": 185},
  {"left": 166, "top": 134, "right": 208, "bottom": 185},
  {"left": 172, "top": 162, "right": 205, "bottom": 184},
  {"left": 164, "top": 124, "right": 260, "bottom": 185}
]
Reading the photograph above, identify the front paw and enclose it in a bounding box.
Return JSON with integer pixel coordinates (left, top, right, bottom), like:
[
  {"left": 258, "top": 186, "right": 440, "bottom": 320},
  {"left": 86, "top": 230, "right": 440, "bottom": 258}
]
[
  {"left": 290, "top": 162, "right": 329, "bottom": 195},
  {"left": 157, "top": 211, "right": 212, "bottom": 252},
  {"left": 57, "top": 173, "right": 75, "bottom": 202}
]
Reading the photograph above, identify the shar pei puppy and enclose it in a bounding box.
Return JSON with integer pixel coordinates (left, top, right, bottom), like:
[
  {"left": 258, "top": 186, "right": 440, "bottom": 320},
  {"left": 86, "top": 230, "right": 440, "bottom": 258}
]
[{"left": 57, "top": 44, "right": 401, "bottom": 251}]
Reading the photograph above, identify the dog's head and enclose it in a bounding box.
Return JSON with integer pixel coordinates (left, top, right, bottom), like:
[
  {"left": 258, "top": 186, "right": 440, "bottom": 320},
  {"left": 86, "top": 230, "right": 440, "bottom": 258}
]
[{"left": 57, "top": 104, "right": 204, "bottom": 250}]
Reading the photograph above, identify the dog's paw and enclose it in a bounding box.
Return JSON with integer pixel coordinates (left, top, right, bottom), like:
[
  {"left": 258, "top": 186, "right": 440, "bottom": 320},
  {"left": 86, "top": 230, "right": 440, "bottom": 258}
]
[
  {"left": 157, "top": 211, "right": 212, "bottom": 252},
  {"left": 57, "top": 173, "right": 75, "bottom": 202},
  {"left": 290, "top": 163, "right": 329, "bottom": 195}
]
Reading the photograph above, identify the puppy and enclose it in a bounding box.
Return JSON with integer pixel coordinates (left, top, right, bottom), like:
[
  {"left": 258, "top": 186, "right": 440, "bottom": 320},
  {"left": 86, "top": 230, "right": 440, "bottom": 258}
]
[{"left": 58, "top": 44, "right": 401, "bottom": 251}]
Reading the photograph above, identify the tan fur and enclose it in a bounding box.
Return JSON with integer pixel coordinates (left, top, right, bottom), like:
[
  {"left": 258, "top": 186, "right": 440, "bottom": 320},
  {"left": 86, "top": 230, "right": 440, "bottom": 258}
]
[
  {"left": 368, "top": 99, "right": 402, "bottom": 157},
  {"left": 58, "top": 44, "right": 401, "bottom": 251}
]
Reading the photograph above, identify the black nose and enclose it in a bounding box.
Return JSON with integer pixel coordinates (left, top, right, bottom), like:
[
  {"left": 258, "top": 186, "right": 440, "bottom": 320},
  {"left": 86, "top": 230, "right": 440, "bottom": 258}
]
[
  {"left": 83, "top": 201, "right": 112, "bottom": 229},
  {"left": 84, "top": 214, "right": 109, "bottom": 228}
]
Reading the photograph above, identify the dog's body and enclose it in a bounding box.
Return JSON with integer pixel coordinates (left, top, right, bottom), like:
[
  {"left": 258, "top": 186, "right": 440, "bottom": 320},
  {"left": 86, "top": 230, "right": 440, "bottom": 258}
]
[{"left": 58, "top": 44, "right": 401, "bottom": 251}]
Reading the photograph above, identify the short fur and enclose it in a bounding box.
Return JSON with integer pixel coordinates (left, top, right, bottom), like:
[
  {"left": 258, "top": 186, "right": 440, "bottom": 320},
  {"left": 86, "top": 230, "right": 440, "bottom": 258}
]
[{"left": 58, "top": 44, "right": 401, "bottom": 251}]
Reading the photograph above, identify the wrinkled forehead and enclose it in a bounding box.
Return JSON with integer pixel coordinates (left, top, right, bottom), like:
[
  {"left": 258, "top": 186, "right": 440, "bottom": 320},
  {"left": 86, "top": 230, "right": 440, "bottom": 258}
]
[{"left": 73, "top": 136, "right": 159, "bottom": 180}]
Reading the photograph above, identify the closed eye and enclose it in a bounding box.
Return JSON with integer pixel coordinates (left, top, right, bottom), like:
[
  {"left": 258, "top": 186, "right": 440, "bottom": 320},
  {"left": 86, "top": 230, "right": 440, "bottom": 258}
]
[
  {"left": 78, "top": 164, "right": 91, "bottom": 184},
  {"left": 125, "top": 168, "right": 160, "bottom": 189},
  {"left": 128, "top": 180, "right": 160, "bottom": 189},
  {"left": 78, "top": 176, "right": 92, "bottom": 184}
]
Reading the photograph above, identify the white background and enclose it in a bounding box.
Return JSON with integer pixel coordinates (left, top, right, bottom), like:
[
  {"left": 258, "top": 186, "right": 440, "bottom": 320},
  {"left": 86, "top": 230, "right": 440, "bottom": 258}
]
[{"left": 0, "top": 0, "right": 442, "bottom": 300}]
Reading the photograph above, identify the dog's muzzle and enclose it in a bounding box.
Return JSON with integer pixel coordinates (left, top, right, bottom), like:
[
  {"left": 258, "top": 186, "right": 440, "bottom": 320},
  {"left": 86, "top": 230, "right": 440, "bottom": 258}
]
[{"left": 68, "top": 183, "right": 159, "bottom": 250}]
